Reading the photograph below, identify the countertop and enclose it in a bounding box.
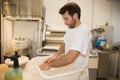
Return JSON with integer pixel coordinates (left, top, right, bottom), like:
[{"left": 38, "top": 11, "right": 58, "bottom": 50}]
[{"left": 88, "top": 54, "right": 99, "bottom": 69}]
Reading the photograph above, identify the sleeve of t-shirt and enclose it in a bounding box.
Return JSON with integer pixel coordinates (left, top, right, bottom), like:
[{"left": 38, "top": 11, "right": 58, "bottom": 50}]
[{"left": 70, "top": 30, "right": 91, "bottom": 55}]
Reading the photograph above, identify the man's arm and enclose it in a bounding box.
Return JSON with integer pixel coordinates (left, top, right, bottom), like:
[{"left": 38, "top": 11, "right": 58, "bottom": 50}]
[
  {"left": 44, "top": 43, "right": 65, "bottom": 63},
  {"left": 55, "top": 43, "right": 65, "bottom": 56},
  {"left": 40, "top": 50, "right": 80, "bottom": 70}
]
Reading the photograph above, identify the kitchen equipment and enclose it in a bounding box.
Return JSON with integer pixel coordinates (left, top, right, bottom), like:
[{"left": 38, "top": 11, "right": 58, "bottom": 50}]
[
  {"left": 12, "top": 37, "right": 31, "bottom": 50},
  {"left": 91, "top": 28, "right": 105, "bottom": 49},
  {"left": 12, "top": 37, "right": 31, "bottom": 56},
  {"left": 42, "top": 24, "right": 48, "bottom": 47},
  {"left": 92, "top": 37, "right": 98, "bottom": 49}
]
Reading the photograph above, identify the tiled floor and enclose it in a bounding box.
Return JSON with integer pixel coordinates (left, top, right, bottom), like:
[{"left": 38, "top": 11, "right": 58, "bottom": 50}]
[
  {"left": 107, "top": 77, "right": 118, "bottom": 80},
  {"left": 97, "top": 78, "right": 107, "bottom": 80},
  {"left": 97, "top": 77, "right": 118, "bottom": 80}
]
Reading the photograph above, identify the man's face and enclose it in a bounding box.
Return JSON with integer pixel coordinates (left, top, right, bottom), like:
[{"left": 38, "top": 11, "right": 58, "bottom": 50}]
[{"left": 61, "top": 11, "right": 76, "bottom": 28}]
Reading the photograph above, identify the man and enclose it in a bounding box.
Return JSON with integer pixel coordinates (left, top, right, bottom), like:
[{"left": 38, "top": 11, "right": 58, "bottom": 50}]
[{"left": 40, "top": 2, "right": 92, "bottom": 80}]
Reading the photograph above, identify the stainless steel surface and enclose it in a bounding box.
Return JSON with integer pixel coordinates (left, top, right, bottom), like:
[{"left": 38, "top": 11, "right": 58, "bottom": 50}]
[
  {"left": 97, "top": 51, "right": 111, "bottom": 78},
  {"left": 3, "top": 0, "right": 19, "bottom": 16},
  {"left": 20, "top": 0, "right": 42, "bottom": 18},
  {"left": 2, "top": 0, "right": 43, "bottom": 18},
  {"left": 97, "top": 50, "right": 119, "bottom": 79}
]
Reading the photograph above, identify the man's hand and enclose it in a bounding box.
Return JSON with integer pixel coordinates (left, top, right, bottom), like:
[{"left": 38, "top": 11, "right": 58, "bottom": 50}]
[
  {"left": 39, "top": 54, "right": 58, "bottom": 70},
  {"left": 45, "top": 54, "right": 58, "bottom": 63},
  {"left": 39, "top": 63, "right": 50, "bottom": 70}
]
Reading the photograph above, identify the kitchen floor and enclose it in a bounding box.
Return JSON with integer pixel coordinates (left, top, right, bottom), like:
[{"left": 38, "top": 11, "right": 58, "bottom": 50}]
[{"left": 97, "top": 77, "right": 118, "bottom": 80}]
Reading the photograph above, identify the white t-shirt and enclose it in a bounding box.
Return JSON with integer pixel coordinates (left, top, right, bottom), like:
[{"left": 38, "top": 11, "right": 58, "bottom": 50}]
[{"left": 64, "top": 23, "right": 92, "bottom": 67}]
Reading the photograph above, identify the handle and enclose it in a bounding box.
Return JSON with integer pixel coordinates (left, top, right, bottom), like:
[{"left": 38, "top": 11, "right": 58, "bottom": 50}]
[{"left": 42, "top": 24, "right": 48, "bottom": 46}]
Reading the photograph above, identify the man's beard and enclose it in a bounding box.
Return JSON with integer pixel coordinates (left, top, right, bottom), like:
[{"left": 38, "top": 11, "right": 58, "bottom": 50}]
[{"left": 68, "top": 19, "right": 76, "bottom": 28}]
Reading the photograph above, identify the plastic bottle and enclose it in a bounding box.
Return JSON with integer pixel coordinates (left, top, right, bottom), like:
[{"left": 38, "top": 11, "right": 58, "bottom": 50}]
[
  {"left": 97, "top": 37, "right": 107, "bottom": 48},
  {"left": 5, "top": 51, "right": 23, "bottom": 80}
]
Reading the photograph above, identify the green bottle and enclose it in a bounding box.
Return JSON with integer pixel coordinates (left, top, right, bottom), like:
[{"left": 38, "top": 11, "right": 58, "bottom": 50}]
[{"left": 5, "top": 51, "right": 23, "bottom": 80}]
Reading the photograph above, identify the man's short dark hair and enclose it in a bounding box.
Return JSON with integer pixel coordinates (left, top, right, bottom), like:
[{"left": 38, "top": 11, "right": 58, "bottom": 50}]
[{"left": 59, "top": 2, "right": 81, "bottom": 19}]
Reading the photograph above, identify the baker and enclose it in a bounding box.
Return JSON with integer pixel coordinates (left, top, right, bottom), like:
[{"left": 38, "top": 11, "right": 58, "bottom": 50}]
[{"left": 40, "top": 2, "right": 92, "bottom": 80}]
